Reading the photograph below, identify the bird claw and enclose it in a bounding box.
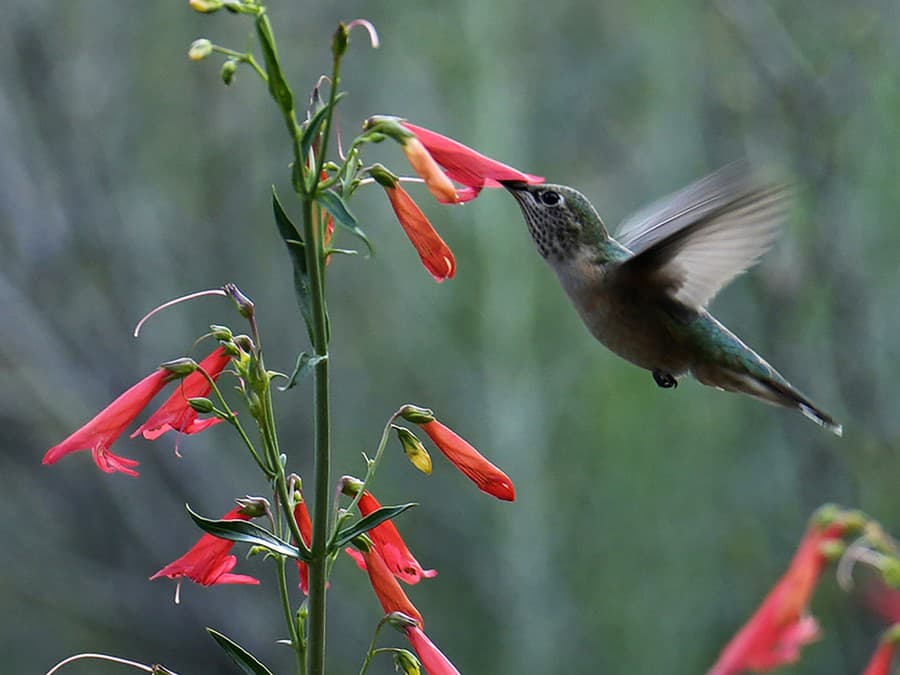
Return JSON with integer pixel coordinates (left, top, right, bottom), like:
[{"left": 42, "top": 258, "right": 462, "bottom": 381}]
[{"left": 652, "top": 369, "right": 678, "bottom": 389}]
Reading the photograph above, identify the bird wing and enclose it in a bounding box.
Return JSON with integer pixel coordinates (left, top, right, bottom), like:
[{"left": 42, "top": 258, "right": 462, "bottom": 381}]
[{"left": 613, "top": 163, "right": 790, "bottom": 310}]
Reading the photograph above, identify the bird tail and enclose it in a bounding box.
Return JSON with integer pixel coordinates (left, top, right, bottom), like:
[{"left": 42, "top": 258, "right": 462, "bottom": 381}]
[{"left": 761, "top": 377, "right": 843, "bottom": 436}]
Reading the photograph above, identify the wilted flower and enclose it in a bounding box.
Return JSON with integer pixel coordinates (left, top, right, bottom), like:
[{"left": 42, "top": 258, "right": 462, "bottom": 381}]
[
  {"left": 132, "top": 347, "right": 231, "bottom": 440},
  {"left": 418, "top": 420, "right": 515, "bottom": 501},
  {"left": 43, "top": 368, "right": 171, "bottom": 477},
  {"left": 707, "top": 520, "right": 848, "bottom": 674},
  {"left": 150, "top": 506, "right": 259, "bottom": 588}
]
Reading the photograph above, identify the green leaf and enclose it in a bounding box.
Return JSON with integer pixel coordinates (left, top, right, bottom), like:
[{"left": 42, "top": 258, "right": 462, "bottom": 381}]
[
  {"left": 332, "top": 503, "right": 418, "bottom": 549},
  {"left": 187, "top": 504, "right": 308, "bottom": 560},
  {"left": 207, "top": 628, "right": 275, "bottom": 675},
  {"left": 300, "top": 91, "right": 348, "bottom": 160},
  {"left": 277, "top": 352, "right": 325, "bottom": 391},
  {"left": 318, "top": 189, "right": 373, "bottom": 255},
  {"left": 254, "top": 16, "right": 293, "bottom": 112},
  {"left": 272, "top": 187, "right": 315, "bottom": 344}
]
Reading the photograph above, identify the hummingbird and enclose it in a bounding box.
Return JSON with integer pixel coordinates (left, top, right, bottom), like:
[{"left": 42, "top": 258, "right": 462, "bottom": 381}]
[{"left": 501, "top": 163, "right": 842, "bottom": 435}]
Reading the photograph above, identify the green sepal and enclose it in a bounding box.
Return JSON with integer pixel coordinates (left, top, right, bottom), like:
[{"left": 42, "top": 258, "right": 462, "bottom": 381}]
[
  {"left": 277, "top": 352, "right": 325, "bottom": 391},
  {"left": 254, "top": 16, "right": 293, "bottom": 112},
  {"left": 332, "top": 503, "right": 417, "bottom": 549},
  {"left": 207, "top": 628, "right": 275, "bottom": 675},
  {"left": 186, "top": 504, "right": 308, "bottom": 560},
  {"left": 300, "top": 92, "right": 347, "bottom": 161},
  {"left": 272, "top": 187, "right": 315, "bottom": 344},
  {"left": 317, "top": 189, "right": 373, "bottom": 255}
]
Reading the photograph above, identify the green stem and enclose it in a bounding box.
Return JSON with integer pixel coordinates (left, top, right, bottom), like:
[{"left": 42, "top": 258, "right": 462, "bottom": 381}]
[
  {"left": 277, "top": 556, "right": 305, "bottom": 675},
  {"left": 357, "top": 617, "right": 391, "bottom": 675}
]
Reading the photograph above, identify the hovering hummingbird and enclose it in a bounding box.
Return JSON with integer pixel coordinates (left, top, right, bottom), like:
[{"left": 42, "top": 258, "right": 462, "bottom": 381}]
[{"left": 501, "top": 163, "right": 842, "bottom": 435}]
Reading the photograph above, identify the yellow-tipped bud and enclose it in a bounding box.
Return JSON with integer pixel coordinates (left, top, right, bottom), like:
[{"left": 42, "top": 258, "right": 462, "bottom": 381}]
[
  {"left": 393, "top": 649, "right": 422, "bottom": 675},
  {"left": 189, "top": 0, "right": 222, "bottom": 13},
  {"left": 188, "top": 38, "right": 213, "bottom": 61},
  {"left": 394, "top": 425, "right": 432, "bottom": 475}
]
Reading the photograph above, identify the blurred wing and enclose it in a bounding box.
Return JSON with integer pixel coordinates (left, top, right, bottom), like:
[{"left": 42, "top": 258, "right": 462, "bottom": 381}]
[{"left": 615, "top": 164, "right": 790, "bottom": 309}]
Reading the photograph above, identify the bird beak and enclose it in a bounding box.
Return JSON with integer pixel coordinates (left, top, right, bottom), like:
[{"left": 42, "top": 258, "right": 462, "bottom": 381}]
[{"left": 499, "top": 180, "right": 529, "bottom": 192}]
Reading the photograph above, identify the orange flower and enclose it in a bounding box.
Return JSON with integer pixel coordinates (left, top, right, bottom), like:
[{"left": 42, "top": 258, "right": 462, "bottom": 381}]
[
  {"left": 708, "top": 521, "right": 847, "bottom": 674},
  {"left": 419, "top": 420, "right": 515, "bottom": 501},
  {"left": 43, "top": 368, "right": 171, "bottom": 476},
  {"left": 349, "top": 545, "right": 423, "bottom": 626},
  {"left": 384, "top": 184, "right": 456, "bottom": 282},
  {"left": 401, "top": 137, "right": 460, "bottom": 204}
]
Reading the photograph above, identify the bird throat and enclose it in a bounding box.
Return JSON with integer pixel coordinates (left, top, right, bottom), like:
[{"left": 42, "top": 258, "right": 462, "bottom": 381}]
[{"left": 523, "top": 210, "right": 579, "bottom": 260}]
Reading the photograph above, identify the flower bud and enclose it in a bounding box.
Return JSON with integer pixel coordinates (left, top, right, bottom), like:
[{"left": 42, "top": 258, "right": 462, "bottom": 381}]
[
  {"left": 393, "top": 649, "right": 422, "bottom": 675},
  {"left": 224, "top": 283, "right": 254, "bottom": 318},
  {"left": 394, "top": 426, "right": 432, "bottom": 475},
  {"left": 367, "top": 163, "right": 399, "bottom": 189},
  {"left": 210, "top": 324, "right": 233, "bottom": 341},
  {"left": 236, "top": 496, "right": 270, "bottom": 518},
  {"left": 332, "top": 23, "right": 349, "bottom": 59},
  {"left": 221, "top": 59, "right": 238, "bottom": 86},
  {"left": 222, "top": 0, "right": 242, "bottom": 12},
  {"left": 233, "top": 334, "right": 255, "bottom": 353},
  {"left": 883, "top": 558, "right": 900, "bottom": 589},
  {"left": 818, "top": 540, "right": 845, "bottom": 561},
  {"left": 188, "top": 38, "right": 213, "bottom": 61},
  {"left": 398, "top": 404, "right": 435, "bottom": 424},
  {"left": 160, "top": 357, "right": 199, "bottom": 377},
  {"left": 189, "top": 0, "right": 222, "bottom": 12},
  {"left": 339, "top": 475, "right": 365, "bottom": 497},
  {"left": 187, "top": 397, "right": 215, "bottom": 414}
]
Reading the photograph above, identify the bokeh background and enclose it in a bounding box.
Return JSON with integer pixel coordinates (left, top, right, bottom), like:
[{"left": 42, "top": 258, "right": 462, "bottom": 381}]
[{"left": 3, "top": 0, "right": 899, "bottom": 673}]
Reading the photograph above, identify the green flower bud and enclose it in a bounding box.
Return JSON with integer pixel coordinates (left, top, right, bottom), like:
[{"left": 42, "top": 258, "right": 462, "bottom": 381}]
[
  {"left": 188, "top": 38, "right": 213, "bottom": 61},
  {"left": 221, "top": 59, "right": 238, "bottom": 86},
  {"left": 882, "top": 558, "right": 900, "bottom": 588},
  {"left": 332, "top": 23, "right": 349, "bottom": 59},
  {"left": 393, "top": 649, "right": 422, "bottom": 675},
  {"left": 394, "top": 426, "right": 432, "bottom": 475},
  {"left": 160, "top": 357, "right": 199, "bottom": 377},
  {"left": 224, "top": 283, "right": 254, "bottom": 318},
  {"left": 189, "top": 0, "right": 222, "bottom": 13},
  {"left": 339, "top": 475, "right": 365, "bottom": 497},
  {"left": 819, "top": 540, "right": 846, "bottom": 561},
  {"left": 236, "top": 496, "right": 269, "bottom": 517},
  {"left": 367, "top": 163, "right": 399, "bottom": 189},
  {"left": 187, "top": 397, "right": 215, "bottom": 414},
  {"left": 397, "top": 404, "right": 435, "bottom": 424}
]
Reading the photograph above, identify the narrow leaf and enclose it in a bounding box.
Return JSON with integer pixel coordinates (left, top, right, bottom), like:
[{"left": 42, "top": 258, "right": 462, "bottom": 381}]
[
  {"left": 255, "top": 16, "right": 293, "bottom": 111},
  {"left": 187, "top": 504, "right": 308, "bottom": 560},
  {"left": 272, "top": 187, "right": 314, "bottom": 343},
  {"left": 300, "top": 91, "right": 348, "bottom": 159},
  {"left": 277, "top": 352, "right": 325, "bottom": 391},
  {"left": 332, "top": 503, "right": 418, "bottom": 549},
  {"left": 207, "top": 628, "right": 275, "bottom": 675},
  {"left": 318, "top": 189, "right": 373, "bottom": 254}
]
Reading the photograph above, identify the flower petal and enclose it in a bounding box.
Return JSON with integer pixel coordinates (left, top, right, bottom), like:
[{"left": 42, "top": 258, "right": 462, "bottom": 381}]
[
  {"left": 358, "top": 491, "right": 436, "bottom": 584},
  {"left": 405, "top": 626, "right": 461, "bottom": 675},
  {"left": 385, "top": 185, "right": 456, "bottom": 282}
]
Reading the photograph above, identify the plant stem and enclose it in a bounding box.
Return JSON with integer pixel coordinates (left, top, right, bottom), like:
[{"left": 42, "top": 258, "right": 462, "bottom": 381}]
[{"left": 277, "top": 556, "right": 306, "bottom": 675}]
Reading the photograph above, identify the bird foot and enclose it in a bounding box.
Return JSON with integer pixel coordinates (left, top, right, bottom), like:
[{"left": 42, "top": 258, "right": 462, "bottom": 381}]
[{"left": 652, "top": 369, "right": 678, "bottom": 389}]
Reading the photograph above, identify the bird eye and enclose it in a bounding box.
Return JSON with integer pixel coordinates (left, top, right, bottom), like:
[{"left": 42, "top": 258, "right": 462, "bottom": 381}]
[{"left": 539, "top": 190, "right": 561, "bottom": 206}]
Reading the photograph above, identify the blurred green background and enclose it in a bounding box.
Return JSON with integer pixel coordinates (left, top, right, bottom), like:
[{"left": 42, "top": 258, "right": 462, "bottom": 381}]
[{"left": 3, "top": 0, "right": 899, "bottom": 673}]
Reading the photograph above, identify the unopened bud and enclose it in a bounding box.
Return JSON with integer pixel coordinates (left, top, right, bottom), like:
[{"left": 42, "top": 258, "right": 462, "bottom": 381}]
[
  {"left": 224, "top": 283, "right": 254, "bottom": 318},
  {"left": 222, "top": 340, "right": 241, "bottom": 357},
  {"left": 350, "top": 534, "right": 374, "bottom": 553},
  {"left": 190, "top": 0, "right": 222, "bottom": 12},
  {"left": 222, "top": 0, "right": 242, "bottom": 12},
  {"left": 210, "top": 324, "right": 233, "bottom": 341},
  {"left": 160, "top": 357, "right": 199, "bottom": 377},
  {"left": 221, "top": 59, "right": 238, "bottom": 85},
  {"left": 332, "top": 23, "right": 349, "bottom": 59},
  {"left": 339, "top": 475, "right": 364, "bottom": 497},
  {"left": 398, "top": 404, "right": 435, "bottom": 424},
  {"left": 819, "top": 540, "right": 845, "bottom": 561},
  {"left": 188, "top": 38, "right": 213, "bottom": 61},
  {"left": 367, "top": 163, "right": 399, "bottom": 189},
  {"left": 394, "top": 426, "right": 432, "bottom": 475},
  {"left": 187, "top": 397, "right": 215, "bottom": 414},
  {"left": 393, "top": 650, "right": 421, "bottom": 675},
  {"left": 882, "top": 558, "right": 900, "bottom": 588},
  {"left": 236, "top": 496, "right": 269, "bottom": 517},
  {"left": 247, "top": 391, "right": 262, "bottom": 417},
  {"left": 233, "top": 334, "right": 255, "bottom": 353}
]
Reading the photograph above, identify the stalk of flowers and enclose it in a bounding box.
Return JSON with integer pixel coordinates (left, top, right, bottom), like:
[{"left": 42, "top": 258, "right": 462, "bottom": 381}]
[
  {"left": 363, "top": 115, "right": 543, "bottom": 204},
  {"left": 708, "top": 507, "right": 864, "bottom": 675},
  {"left": 42, "top": 347, "right": 232, "bottom": 477}
]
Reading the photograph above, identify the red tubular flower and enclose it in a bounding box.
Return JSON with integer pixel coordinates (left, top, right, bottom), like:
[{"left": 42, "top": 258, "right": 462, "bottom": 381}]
[
  {"left": 863, "top": 626, "right": 900, "bottom": 675},
  {"left": 707, "top": 521, "right": 847, "bottom": 675},
  {"left": 384, "top": 184, "right": 456, "bottom": 282},
  {"left": 419, "top": 420, "right": 515, "bottom": 501},
  {"left": 347, "top": 491, "right": 436, "bottom": 584},
  {"left": 864, "top": 582, "right": 900, "bottom": 624},
  {"left": 404, "top": 626, "right": 461, "bottom": 675},
  {"left": 132, "top": 347, "right": 231, "bottom": 440},
  {"left": 43, "top": 368, "right": 171, "bottom": 477},
  {"left": 293, "top": 499, "right": 313, "bottom": 595},
  {"left": 349, "top": 545, "right": 423, "bottom": 626},
  {"left": 400, "top": 137, "right": 461, "bottom": 204},
  {"left": 150, "top": 506, "right": 259, "bottom": 587},
  {"left": 402, "top": 122, "right": 544, "bottom": 203}
]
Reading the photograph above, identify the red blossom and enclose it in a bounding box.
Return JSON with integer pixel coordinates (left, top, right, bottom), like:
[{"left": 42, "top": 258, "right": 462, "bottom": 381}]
[
  {"left": 347, "top": 545, "right": 423, "bottom": 626},
  {"left": 150, "top": 506, "right": 259, "bottom": 587},
  {"left": 293, "top": 499, "right": 313, "bottom": 595},
  {"left": 864, "top": 582, "right": 900, "bottom": 624},
  {"left": 707, "top": 522, "right": 847, "bottom": 675},
  {"left": 43, "top": 369, "right": 171, "bottom": 477},
  {"left": 384, "top": 184, "right": 456, "bottom": 282},
  {"left": 404, "top": 626, "right": 461, "bottom": 675},
  {"left": 402, "top": 122, "right": 543, "bottom": 203},
  {"left": 344, "top": 491, "right": 436, "bottom": 584},
  {"left": 862, "top": 636, "right": 898, "bottom": 675},
  {"left": 132, "top": 347, "right": 231, "bottom": 440},
  {"left": 419, "top": 420, "right": 515, "bottom": 501}
]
